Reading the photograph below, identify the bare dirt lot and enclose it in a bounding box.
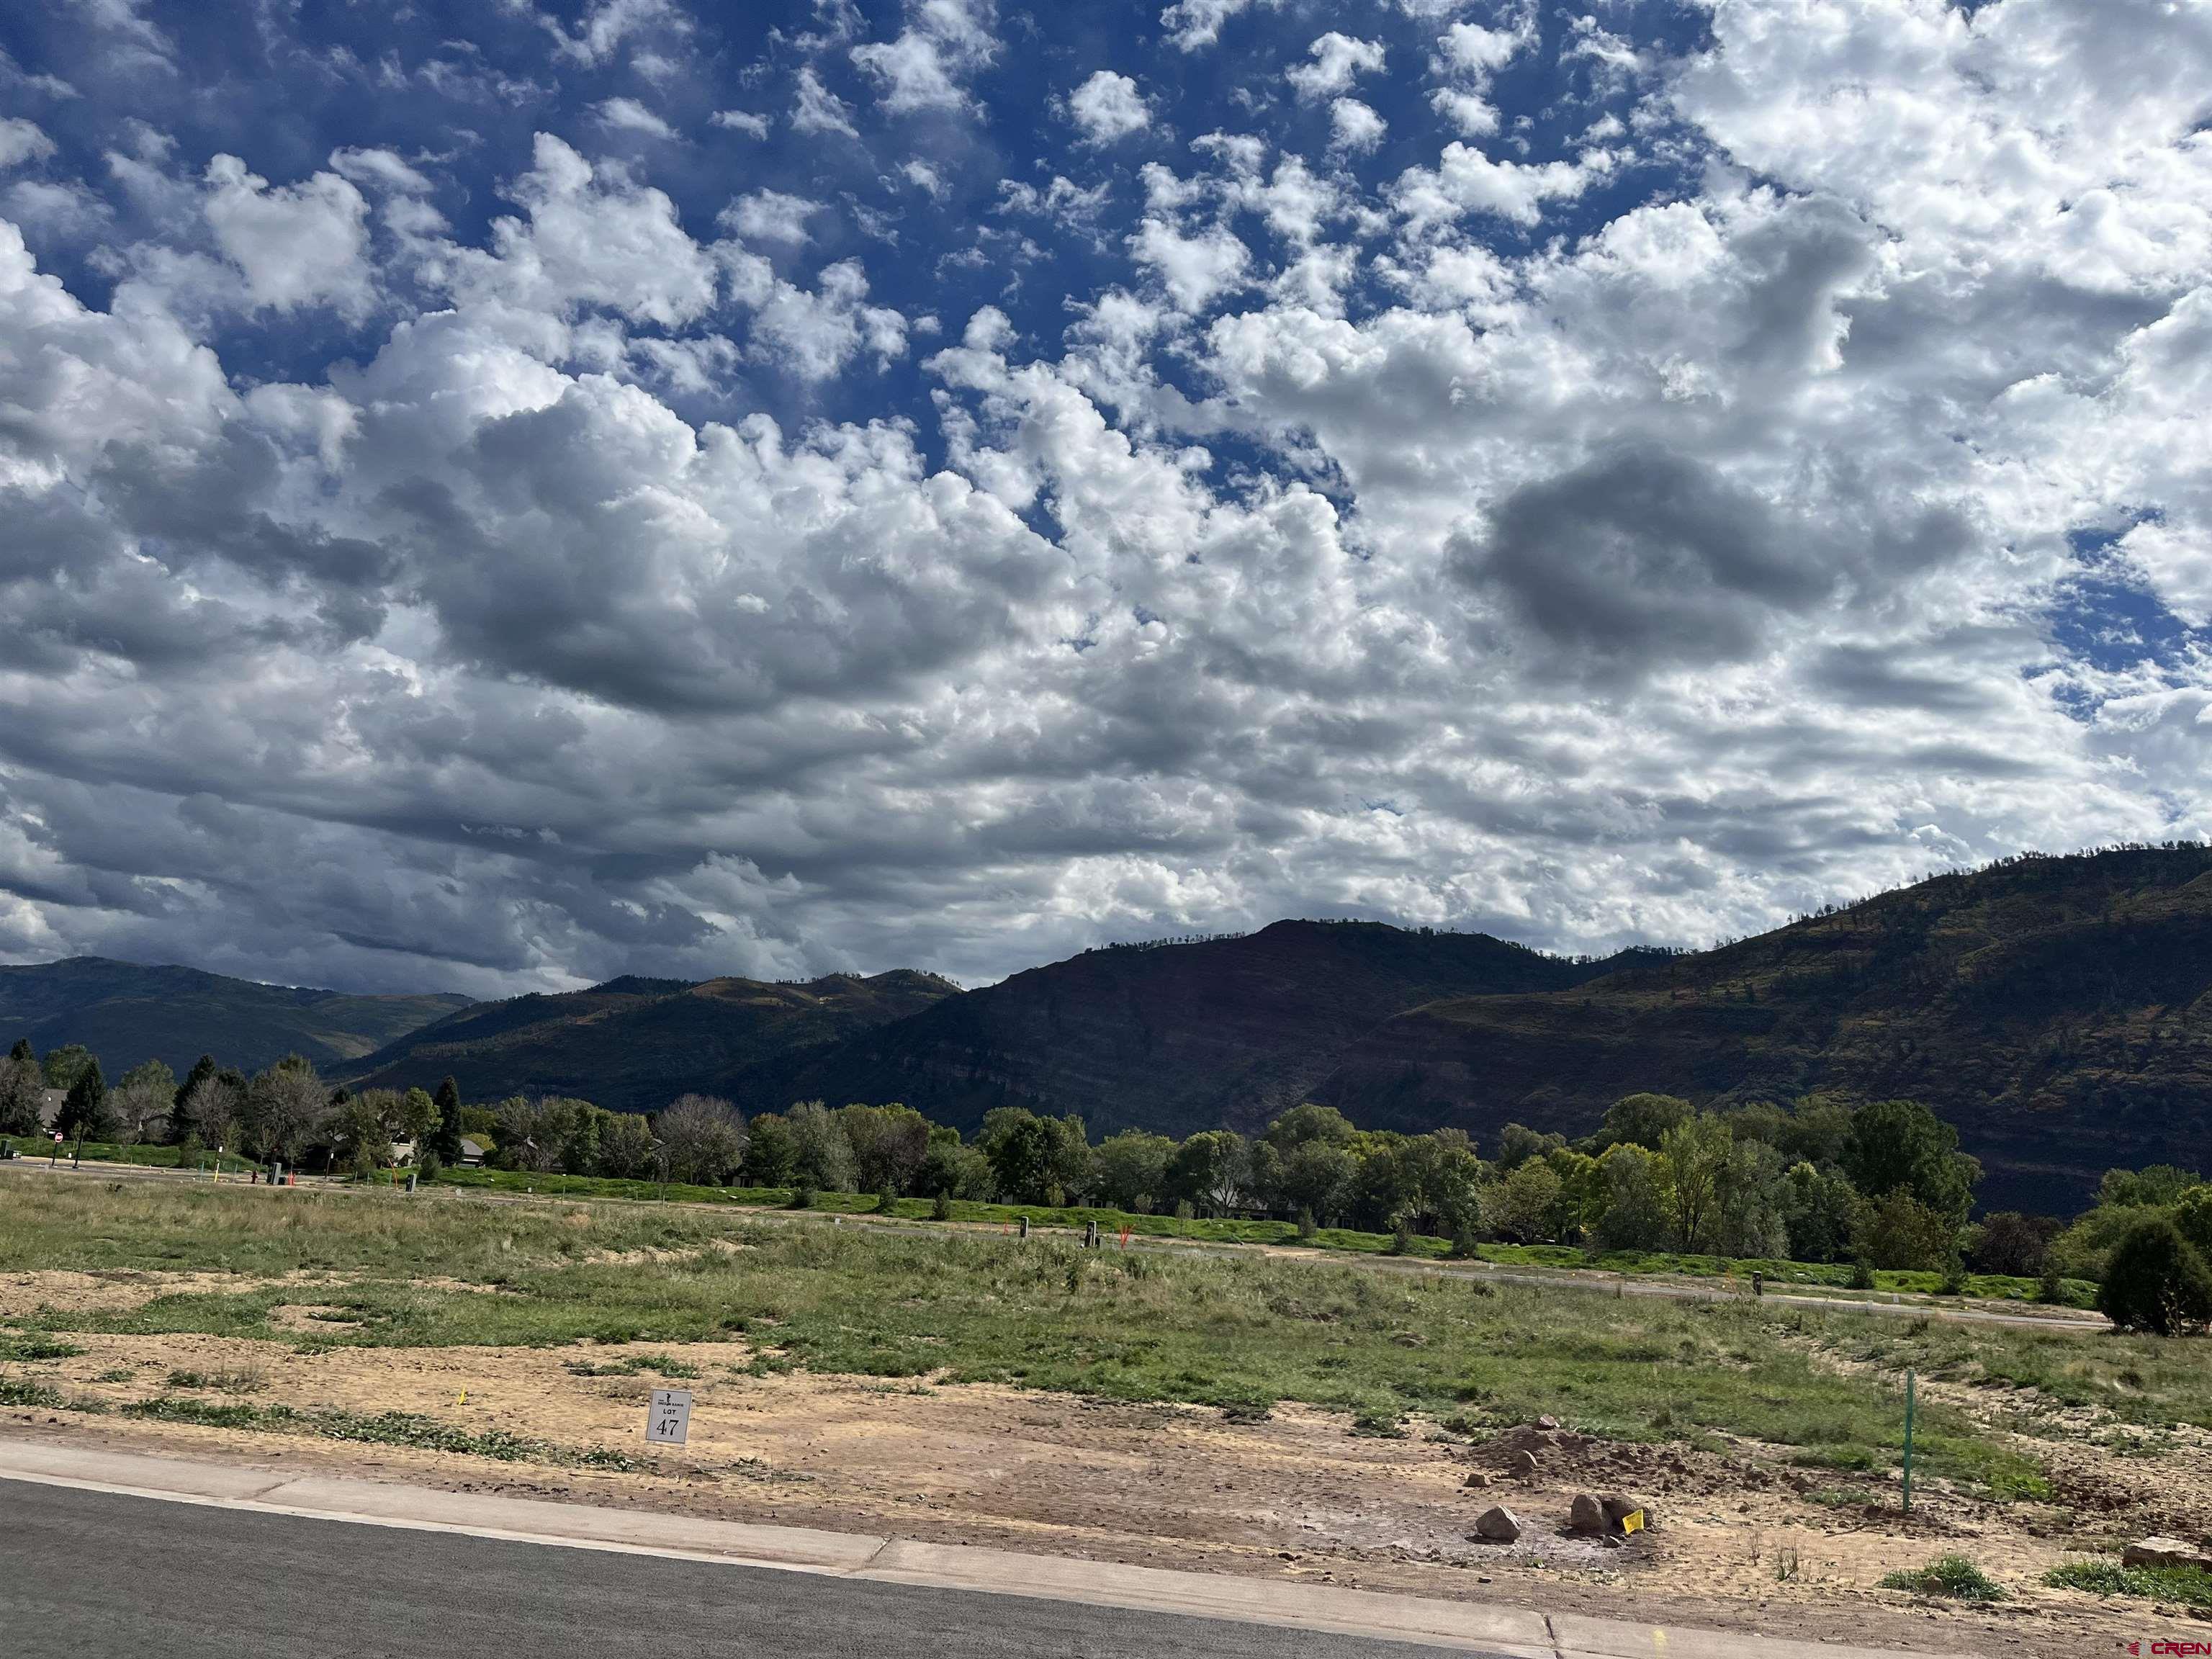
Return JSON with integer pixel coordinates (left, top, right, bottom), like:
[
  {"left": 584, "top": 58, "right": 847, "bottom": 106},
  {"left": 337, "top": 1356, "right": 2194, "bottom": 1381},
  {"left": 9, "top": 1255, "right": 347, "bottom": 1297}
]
[{"left": 4, "top": 1267, "right": 2200, "bottom": 1658}]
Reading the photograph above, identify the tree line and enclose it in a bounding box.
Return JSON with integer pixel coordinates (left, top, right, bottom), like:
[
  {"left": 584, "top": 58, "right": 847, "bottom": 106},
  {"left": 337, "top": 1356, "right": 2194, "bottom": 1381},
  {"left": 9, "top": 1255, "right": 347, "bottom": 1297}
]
[{"left": 4, "top": 1036, "right": 2206, "bottom": 1332}]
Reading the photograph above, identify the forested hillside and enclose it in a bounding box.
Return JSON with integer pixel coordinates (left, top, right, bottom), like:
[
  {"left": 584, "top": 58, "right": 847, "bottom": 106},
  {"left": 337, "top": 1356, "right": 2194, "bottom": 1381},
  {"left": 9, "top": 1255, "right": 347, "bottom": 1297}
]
[
  {"left": 1316, "top": 847, "right": 2212, "bottom": 1210},
  {"left": 0, "top": 958, "right": 469, "bottom": 1076},
  {"left": 341, "top": 970, "right": 958, "bottom": 1111},
  {"left": 761, "top": 920, "right": 1617, "bottom": 1138}
]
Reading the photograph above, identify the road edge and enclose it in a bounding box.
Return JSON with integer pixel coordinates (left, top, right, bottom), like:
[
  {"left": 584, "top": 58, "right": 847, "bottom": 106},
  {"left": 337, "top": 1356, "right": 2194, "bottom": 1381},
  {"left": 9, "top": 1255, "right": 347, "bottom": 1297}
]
[{"left": 0, "top": 1435, "right": 1928, "bottom": 1659}]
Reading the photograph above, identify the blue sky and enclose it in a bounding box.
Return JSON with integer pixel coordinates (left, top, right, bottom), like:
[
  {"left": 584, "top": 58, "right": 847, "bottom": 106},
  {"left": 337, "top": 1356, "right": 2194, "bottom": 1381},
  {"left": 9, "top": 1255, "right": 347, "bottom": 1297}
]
[{"left": 1, "top": 0, "right": 2209, "bottom": 994}]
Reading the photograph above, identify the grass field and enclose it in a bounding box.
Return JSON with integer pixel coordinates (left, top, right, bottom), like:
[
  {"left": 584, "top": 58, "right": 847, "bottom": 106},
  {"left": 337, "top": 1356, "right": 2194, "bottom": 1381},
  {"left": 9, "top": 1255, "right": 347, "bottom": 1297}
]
[
  {"left": 426, "top": 1165, "right": 2098, "bottom": 1307},
  {"left": 6, "top": 1180, "right": 2190, "bottom": 1503}
]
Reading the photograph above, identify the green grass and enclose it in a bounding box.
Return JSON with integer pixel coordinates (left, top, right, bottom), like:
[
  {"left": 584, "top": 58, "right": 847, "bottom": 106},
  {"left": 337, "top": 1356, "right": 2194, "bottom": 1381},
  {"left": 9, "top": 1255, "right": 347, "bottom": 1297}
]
[
  {"left": 423, "top": 1168, "right": 2096, "bottom": 1304},
  {"left": 165, "top": 1366, "right": 267, "bottom": 1393},
  {"left": 0, "top": 1181, "right": 2070, "bottom": 1500},
  {"left": 0, "top": 1334, "right": 84, "bottom": 1361},
  {"left": 121, "top": 1395, "right": 649, "bottom": 1469},
  {"left": 1815, "top": 1317, "right": 2212, "bottom": 1434},
  {"left": 2044, "top": 1557, "right": 2212, "bottom": 1610},
  {"left": 1879, "top": 1555, "right": 2008, "bottom": 1601},
  {"left": 563, "top": 1352, "right": 701, "bottom": 1379}
]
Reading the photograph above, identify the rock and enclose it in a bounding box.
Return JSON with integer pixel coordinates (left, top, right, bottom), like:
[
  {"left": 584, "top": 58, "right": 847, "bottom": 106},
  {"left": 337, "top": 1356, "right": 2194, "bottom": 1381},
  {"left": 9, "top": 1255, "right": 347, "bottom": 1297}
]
[
  {"left": 1464, "top": 1471, "right": 1491, "bottom": 1490},
  {"left": 1601, "top": 1492, "right": 1654, "bottom": 1529},
  {"left": 1534, "top": 1415, "right": 1560, "bottom": 1431},
  {"left": 1569, "top": 1493, "right": 1606, "bottom": 1534},
  {"left": 2124, "top": 1537, "right": 2212, "bottom": 1572},
  {"left": 1510, "top": 1449, "right": 1539, "bottom": 1477},
  {"left": 1474, "top": 1505, "right": 1523, "bottom": 1542}
]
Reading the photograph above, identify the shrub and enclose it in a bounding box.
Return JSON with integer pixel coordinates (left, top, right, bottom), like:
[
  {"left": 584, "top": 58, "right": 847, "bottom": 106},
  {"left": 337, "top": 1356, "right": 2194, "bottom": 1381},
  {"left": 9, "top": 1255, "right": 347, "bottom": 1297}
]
[
  {"left": 1936, "top": 1256, "right": 1968, "bottom": 1297},
  {"left": 931, "top": 1192, "right": 953, "bottom": 1222},
  {"left": 2036, "top": 1262, "right": 2065, "bottom": 1303},
  {"left": 1880, "top": 1555, "right": 2007, "bottom": 1602},
  {"left": 1847, "top": 1257, "right": 1875, "bottom": 1290},
  {"left": 789, "top": 1184, "right": 816, "bottom": 1210},
  {"left": 1386, "top": 1217, "right": 1414, "bottom": 1256},
  {"left": 875, "top": 1187, "right": 897, "bottom": 1214},
  {"left": 1296, "top": 1208, "right": 1317, "bottom": 1243},
  {"left": 2098, "top": 1218, "right": 2212, "bottom": 1334}
]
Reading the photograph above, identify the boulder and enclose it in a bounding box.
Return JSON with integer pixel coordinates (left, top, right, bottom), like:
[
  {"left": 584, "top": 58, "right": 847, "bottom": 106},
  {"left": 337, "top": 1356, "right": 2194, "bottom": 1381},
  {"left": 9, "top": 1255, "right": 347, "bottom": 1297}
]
[
  {"left": 1474, "top": 1505, "right": 1523, "bottom": 1543},
  {"left": 1534, "top": 1415, "right": 1560, "bottom": 1431},
  {"left": 1569, "top": 1493, "right": 1606, "bottom": 1534},
  {"left": 1463, "top": 1471, "right": 1491, "bottom": 1490},
  {"left": 1601, "top": 1492, "right": 1654, "bottom": 1529},
  {"left": 1510, "top": 1449, "right": 1539, "bottom": 1477},
  {"left": 2123, "top": 1537, "right": 2212, "bottom": 1572}
]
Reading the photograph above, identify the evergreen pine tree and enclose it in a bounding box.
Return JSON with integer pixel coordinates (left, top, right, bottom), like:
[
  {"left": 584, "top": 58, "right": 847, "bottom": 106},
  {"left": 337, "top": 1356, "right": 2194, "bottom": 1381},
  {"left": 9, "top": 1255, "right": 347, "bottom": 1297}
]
[
  {"left": 431, "top": 1076, "right": 464, "bottom": 1164},
  {"left": 60, "top": 1059, "right": 110, "bottom": 1143}
]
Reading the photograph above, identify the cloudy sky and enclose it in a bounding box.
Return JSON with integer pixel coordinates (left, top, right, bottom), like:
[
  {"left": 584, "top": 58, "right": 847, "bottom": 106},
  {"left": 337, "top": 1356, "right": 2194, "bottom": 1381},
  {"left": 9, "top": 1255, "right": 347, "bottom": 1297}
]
[{"left": 0, "top": 0, "right": 2208, "bottom": 996}]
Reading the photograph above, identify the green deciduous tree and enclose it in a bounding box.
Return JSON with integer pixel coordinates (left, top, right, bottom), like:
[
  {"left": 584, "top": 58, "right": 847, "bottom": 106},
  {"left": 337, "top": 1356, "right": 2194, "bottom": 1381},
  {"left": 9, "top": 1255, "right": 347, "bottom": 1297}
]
[
  {"left": 1599, "top": 1093, "right": 1694, "bottom": 1151},
  {"left": 1164, "top": 1129, "right": 1247, "bottom": 1217},
  {"left": 2097, "top": 1164, "right": 2203, "bottom": 1210},
  {"left": 41, "top": 1045, "right": 96, "bottom": 1092},
  {"left": 837, "top": 1103, "right": 930, "bottom": 1197},
  {"left": 1489, "top": 1159, "right": 1563, "bottom": 1244},
  {"left": 395, "top": 1087, "right": 441, "bottom": 1154},
  {"left": 1779, "top": 1161, "right": 1863, "bottom": 1264},
  {"left": 1856, "top": 1188, "right": 1958, "bottom": 1272},
  {"left": 593, "top": 1113, "right": 655, "bottom": 1179},
  {"left": 333, "top": 1091, "right": 396, "bottom": 1173},
  {"left": 1842, "top": 1099, "right": 1979, "bottom": 1223},
  {"left": 1966, "top": 1212, "right": 2060, "bottom": 1278},
  {"left": 1591, "top": 1143, "right": 1671, "bottom": 1251},
  {"left": 2174, "top": 1186, "right": 2212, "bottom": 1260},
  {"left": 1658, "top": 1112, "right": 1731, "bottom": 1253},
  {"left": 785, "top": 1100, "right": 856, "bottom": 1192},
  {"left": 1092, "top": 1130, "right": 1174, "bottom": 1213}
]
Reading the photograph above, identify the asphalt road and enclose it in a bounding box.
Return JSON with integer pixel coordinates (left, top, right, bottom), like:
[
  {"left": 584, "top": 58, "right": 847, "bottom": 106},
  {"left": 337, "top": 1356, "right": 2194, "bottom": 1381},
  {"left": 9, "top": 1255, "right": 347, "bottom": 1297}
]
[{"left": 1, "top": 1482, "right": 1489, "bottom": 1659}]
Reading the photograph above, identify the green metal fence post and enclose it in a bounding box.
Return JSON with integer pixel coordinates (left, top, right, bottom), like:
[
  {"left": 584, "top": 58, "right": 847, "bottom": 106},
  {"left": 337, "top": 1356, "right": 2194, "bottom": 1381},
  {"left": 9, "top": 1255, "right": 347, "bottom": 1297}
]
[{"left": 1902, "top": 1369, "right": 1916, "bottom": 1513}]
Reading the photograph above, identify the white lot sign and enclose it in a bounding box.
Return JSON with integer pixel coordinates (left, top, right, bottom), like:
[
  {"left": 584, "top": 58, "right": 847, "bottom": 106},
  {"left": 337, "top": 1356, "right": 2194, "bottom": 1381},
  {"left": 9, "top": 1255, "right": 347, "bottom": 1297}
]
[{"left": 645, "top": 1388, "right": 692, "bottom": 1445}]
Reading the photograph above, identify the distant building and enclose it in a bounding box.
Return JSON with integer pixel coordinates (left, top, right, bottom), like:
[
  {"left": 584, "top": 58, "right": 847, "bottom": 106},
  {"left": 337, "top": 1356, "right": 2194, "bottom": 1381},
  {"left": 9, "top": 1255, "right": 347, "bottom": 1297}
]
[{"left": 458, "top": 1136, "right": 487, "bottom": 1167}]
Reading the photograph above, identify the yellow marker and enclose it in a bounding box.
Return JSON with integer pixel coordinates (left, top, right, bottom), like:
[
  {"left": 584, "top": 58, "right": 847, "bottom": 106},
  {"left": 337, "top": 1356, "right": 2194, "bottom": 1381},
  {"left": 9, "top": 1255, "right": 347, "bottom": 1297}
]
[
  {"left": 1622, "top": 1509, "right": 1645, "bottom": 1534},
  {"left": 457, "top": 1389, "right": 467, "bottom": 1406}
]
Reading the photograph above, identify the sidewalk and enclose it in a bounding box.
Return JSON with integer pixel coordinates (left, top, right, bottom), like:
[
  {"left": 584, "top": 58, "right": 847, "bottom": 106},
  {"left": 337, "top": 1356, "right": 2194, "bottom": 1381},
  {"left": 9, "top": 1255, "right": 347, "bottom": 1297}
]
[{"left": 0, "top": 1436, "right": 1927, "bottom": 1659}]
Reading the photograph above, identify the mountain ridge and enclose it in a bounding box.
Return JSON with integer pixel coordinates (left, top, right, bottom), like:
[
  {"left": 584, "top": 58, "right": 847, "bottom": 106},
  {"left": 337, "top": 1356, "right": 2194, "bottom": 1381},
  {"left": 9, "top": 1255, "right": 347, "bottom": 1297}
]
[{"left": 0, "top": 957, "right": 471, "bottom": 1076}]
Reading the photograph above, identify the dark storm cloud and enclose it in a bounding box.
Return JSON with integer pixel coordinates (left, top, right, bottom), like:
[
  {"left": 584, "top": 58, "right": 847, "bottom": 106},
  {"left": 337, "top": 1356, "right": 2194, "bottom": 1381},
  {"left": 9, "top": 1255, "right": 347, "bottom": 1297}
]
[{"left": 1454, "top": 446, "right": 1835, "bottom": 669}]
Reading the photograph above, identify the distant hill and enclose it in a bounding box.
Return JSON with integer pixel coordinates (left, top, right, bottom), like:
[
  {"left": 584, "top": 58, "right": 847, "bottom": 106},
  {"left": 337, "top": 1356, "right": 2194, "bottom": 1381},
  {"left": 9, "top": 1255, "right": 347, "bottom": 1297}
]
[
  {"left": 22, "top": 848, "right": 2212, "bottom": 1210},
  {"left": 0, "top": 958, "right": 472, "bottom": 1077},
  {"left": 760, "top": 921, "right": 1617, "bottom": 1136},
  {"left": 1313, "top": 847, "right": 2212, "bottom": 1211},
  {"left": 341, "top": 970, "right": 959, "bottom": 1111}
]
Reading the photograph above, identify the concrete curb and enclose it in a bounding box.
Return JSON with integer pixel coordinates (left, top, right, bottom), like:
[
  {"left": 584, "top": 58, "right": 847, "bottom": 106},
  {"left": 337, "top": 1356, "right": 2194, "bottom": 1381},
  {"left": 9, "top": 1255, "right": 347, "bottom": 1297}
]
[{"left": 0, "top": 1437, "right": 1922, "bottom": 1658}]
